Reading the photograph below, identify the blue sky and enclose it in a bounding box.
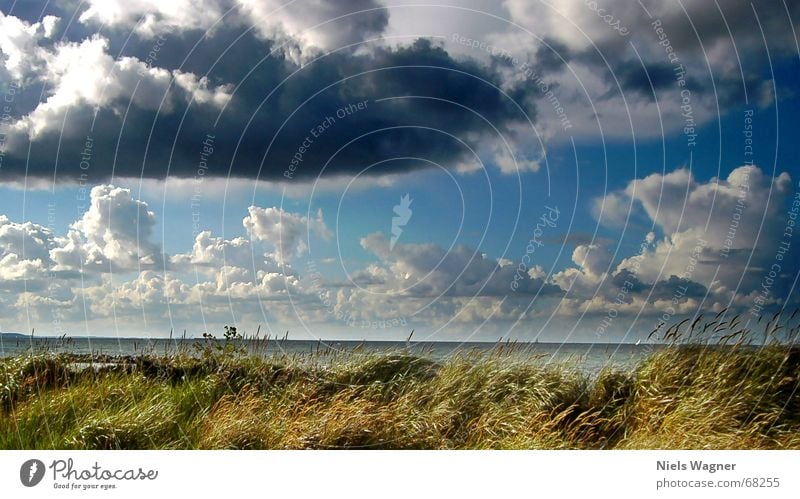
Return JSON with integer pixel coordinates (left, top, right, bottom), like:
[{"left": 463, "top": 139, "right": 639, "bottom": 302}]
[{"left": 0, "top": 0, "right": 798, "bottom": 341}]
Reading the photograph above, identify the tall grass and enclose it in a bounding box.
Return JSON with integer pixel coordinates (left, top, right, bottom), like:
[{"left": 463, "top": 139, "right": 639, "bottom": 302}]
[{"left": 1, "top": 315, "right": 798, "bottom": 449}]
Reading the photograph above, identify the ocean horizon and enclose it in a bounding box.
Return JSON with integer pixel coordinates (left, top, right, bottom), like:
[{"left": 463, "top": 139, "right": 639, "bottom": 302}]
[{"left": 0, "top": 333, "right": 667, "bottom": 374}]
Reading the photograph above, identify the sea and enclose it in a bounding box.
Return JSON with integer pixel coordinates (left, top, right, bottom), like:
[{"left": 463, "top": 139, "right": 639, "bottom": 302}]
[{"left": 0, "top": 335, "right": 661, "bottom": 374}]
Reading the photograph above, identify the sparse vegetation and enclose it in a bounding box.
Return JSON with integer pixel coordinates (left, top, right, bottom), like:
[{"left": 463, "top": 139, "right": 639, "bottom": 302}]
[{"left": 1, "top": 316, "right": 799, "bottom": 449}]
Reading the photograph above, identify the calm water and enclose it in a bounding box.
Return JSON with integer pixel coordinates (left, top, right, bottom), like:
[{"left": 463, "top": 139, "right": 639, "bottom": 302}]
[{"left": 0, "top": 335, "right": 661, "bottom": 374}]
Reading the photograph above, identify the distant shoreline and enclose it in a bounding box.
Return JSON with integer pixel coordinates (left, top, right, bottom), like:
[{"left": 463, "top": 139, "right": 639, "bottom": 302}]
[{"left": 0, "top": 333, "right": 661, "bottom": 346}]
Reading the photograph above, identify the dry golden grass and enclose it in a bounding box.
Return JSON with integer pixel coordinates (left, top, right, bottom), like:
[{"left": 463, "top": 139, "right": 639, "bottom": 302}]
[{"left": 1, "top": 316, "right": 799, "bottom": 449}]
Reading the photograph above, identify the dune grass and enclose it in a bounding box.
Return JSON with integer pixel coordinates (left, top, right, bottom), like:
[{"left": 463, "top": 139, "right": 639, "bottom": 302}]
[{"left": 1, "top": 317, "right": 799, "bottom": 449}]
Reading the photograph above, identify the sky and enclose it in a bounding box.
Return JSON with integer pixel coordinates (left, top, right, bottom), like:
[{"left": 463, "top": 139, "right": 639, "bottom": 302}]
[{"left": 0, "top": 0, "right": 798, "bottom": 342}]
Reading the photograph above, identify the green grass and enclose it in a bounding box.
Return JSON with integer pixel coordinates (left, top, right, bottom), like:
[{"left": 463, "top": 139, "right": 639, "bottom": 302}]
[{"left": 1, "top": 319, "right": 799, "bottom": 449}]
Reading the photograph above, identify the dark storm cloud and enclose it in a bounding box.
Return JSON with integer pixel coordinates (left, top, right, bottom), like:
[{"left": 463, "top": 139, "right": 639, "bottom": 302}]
[
  {"left": 651, "top": 275, "right": 708, "bottom": 301},
  {"left": 532, "top": 39, "right": 572, "bottom": 73},
  {"left": 1, "top": 31, "right": 535, "bottom": 183},
  {"left": 566, "top": 0, "right": 798, "bottom": 107},
  {"left": 3, "top": 0, "right": 796, "bottom": 184},
  {"left": 637, "top": 0, "right": 800, "bottom": 56},
  {"left": 612, "top": 269, "right": 707, "bottom": 302},
  {"left": 611, "top": 269, "right": 647, "bottom": 294},
  {"left": 611, "top": 61, "right": 683, "bottom": 96},
  {"left": 596, "top": 60, "right": 765, "bottom": 109}
]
